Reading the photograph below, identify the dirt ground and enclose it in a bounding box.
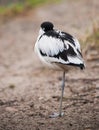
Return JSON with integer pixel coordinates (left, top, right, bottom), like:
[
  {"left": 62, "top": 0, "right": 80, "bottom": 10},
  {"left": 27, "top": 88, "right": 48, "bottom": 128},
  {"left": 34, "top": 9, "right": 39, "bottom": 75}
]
[{"left": 0, "top": 0, "right": 99, "bottom": 130}]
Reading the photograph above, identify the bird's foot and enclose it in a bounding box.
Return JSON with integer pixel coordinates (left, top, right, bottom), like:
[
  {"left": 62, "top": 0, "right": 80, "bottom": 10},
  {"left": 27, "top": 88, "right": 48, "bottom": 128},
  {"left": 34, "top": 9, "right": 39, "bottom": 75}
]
[{"left": 49, "top": 112, "right": 64, "bottom": 118}]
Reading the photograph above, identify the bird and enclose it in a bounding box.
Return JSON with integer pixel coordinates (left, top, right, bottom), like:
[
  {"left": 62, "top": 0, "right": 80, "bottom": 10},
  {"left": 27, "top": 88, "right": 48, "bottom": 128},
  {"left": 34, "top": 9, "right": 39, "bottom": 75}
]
[{"left": 34, "top": 21, "right": 85, "bottom": 118}]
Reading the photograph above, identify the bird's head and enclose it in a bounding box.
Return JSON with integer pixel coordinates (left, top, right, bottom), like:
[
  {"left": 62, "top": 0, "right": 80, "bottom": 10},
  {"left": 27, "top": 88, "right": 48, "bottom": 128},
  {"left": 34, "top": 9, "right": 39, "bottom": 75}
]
[{"left": 39, "top": 21, "right": 54, "bottom": 35}]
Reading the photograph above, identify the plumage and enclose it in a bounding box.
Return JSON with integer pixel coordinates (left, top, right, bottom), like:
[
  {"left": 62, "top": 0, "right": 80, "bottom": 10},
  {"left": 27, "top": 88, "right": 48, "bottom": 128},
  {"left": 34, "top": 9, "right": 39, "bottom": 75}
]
[
  {"left": 34, "top": 21, "right": 85, "bottom": 117},
  {"left": 35, "top": 22, "right": 85, "bottom": 70}
]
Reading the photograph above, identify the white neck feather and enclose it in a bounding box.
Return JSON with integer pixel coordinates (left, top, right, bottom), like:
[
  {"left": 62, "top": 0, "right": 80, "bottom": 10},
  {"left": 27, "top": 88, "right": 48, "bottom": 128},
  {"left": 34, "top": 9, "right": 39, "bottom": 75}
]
[{"left": 39, "top": 28, "right": 45, "bottom": 36}]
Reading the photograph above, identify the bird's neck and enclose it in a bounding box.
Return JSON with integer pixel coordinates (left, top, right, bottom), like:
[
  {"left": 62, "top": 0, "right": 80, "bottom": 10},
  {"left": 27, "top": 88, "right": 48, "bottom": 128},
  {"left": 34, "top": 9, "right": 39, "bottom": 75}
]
[{"left": 39, "top": 28, "right": 45, "bottom": 36}]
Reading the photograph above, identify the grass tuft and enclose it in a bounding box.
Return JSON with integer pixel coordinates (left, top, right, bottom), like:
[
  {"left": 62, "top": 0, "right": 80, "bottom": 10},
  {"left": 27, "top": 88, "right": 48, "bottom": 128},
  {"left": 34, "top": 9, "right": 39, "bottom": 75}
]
[
  {"left": 83, "top": 24, "right": 99, "bottom": 58},
  {"left": 85, "top": 26, "right": 99, "bottom": 45}
]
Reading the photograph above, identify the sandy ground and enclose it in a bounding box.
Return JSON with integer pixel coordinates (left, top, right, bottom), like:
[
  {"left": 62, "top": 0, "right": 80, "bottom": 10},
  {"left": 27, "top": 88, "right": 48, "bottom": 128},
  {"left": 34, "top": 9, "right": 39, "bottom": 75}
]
[{"left": 0, "top": 0, "right": 99, "bottom": 130}]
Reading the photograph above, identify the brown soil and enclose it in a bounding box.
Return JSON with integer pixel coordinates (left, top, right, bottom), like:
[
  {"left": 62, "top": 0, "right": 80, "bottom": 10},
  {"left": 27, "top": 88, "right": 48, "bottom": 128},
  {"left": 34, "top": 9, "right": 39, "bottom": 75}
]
[{"left": 0, "top": 0, "right": 99, "bottom": 130}]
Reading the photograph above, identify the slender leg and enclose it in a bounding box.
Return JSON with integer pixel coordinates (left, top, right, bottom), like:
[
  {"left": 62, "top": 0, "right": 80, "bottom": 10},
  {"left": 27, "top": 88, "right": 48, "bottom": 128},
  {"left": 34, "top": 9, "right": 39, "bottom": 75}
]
[
  {"left": 49, "top": 71, "right": 65, "bottom": 118},
  {"left": 59, "top": 71, "right": 65, "bottom": 116}
]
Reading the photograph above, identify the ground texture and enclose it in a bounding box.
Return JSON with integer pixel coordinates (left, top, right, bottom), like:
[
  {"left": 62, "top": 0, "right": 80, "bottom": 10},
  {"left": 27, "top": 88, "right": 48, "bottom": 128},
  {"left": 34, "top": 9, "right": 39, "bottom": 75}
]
[{"left": 0, "top": 0, "right": 99, "bottom": 130}]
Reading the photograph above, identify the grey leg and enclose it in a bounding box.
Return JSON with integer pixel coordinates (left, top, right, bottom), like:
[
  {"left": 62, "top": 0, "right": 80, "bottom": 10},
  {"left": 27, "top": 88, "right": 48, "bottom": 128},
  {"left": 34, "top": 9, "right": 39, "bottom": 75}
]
[
  {"left": 59, "top": 71, "right": 65, "bottom": 116},
  {"left": 49, "top": 71, "right": 65, "bottom": 118}
]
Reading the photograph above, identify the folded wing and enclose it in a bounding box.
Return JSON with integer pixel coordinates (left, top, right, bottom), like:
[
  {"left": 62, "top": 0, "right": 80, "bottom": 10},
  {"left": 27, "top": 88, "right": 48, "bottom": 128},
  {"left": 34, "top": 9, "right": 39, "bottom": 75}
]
[{"left": 38, "top": 31, "right": 85, "bottom": 69}]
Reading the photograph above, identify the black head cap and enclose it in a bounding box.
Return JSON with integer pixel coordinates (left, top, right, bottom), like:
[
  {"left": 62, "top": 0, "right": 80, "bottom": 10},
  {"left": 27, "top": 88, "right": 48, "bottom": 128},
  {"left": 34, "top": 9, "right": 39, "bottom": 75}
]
[{"left": 41, "top": 21, "right": 54, "bottom": 32}]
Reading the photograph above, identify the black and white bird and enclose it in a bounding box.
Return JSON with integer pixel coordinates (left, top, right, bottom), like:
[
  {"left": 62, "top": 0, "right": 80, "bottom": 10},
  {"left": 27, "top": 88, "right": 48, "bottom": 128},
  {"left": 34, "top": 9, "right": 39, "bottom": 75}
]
[{"left": 34, "top": 21, "right": 85, "bottom": 118}]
